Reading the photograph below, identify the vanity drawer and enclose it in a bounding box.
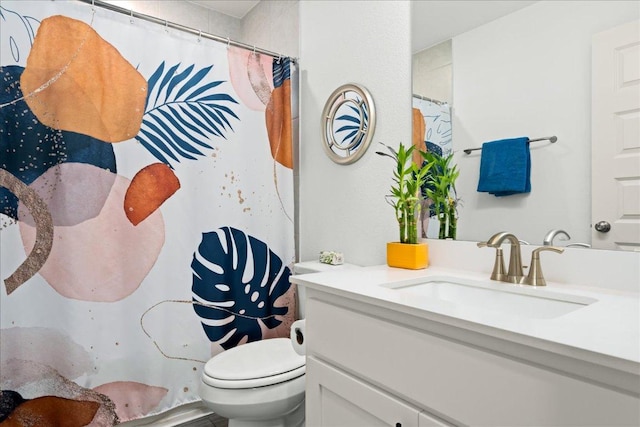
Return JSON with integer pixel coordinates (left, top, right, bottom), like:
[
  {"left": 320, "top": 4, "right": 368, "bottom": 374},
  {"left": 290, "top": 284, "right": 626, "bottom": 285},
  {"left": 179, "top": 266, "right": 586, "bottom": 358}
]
[
  {"left": 306, "top": 296, "right": 640, "bottom": 426},
  {"left": 306, "top": 356, "right": 422, "bottom": 427}
]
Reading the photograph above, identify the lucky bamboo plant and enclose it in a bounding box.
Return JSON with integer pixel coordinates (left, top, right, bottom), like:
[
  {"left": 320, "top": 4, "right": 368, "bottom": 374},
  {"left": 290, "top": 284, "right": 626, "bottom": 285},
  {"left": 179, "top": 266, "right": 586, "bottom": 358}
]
[
  {"left": 376, "top": 142, "right": 433, "bottom": 244},
  {"left": 421, "top": 151, "right": 460, "bottom": 240}
]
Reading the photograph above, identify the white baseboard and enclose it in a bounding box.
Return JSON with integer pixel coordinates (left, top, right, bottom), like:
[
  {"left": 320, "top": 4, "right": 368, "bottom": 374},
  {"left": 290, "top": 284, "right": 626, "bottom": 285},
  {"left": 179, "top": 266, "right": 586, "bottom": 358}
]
[{"left": 119, "top": 401, "right": 214, "bottom": 427}]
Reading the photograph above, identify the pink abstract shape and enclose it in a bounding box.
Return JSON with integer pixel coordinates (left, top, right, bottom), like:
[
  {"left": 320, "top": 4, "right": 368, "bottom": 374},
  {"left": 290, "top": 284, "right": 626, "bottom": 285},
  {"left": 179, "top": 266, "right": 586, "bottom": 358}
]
[
  {"left": 18, "top": 172, "right": 165, "bottom": 302},
  {"left": 260, "top": 283, "right": 297, "bottom": 341},
  {"left": 227, "top": 46, "right": 273, "bottom": 111},
  {"left": 18, "top": 163, "right": 116, "bottom": 227},
  {"left": 0, "top": 327, "right": 93, "bottom": 380},
  {"left": 93, "top": 381, "right": 168, "bottom": 422}
]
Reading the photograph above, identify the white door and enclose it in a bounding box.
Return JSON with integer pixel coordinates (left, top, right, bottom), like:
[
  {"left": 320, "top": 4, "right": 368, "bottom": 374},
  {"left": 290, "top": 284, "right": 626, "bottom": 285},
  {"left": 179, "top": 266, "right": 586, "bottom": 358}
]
[{"left": 592, "top": 20, "right": 640, "bottom": 250}]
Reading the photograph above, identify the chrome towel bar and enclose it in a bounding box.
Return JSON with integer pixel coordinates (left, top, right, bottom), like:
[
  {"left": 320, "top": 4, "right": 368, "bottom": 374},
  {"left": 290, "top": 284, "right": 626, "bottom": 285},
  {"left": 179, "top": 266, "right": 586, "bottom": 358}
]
[{"left": 463, "top": 136, "right": 557, "bottom": 155}]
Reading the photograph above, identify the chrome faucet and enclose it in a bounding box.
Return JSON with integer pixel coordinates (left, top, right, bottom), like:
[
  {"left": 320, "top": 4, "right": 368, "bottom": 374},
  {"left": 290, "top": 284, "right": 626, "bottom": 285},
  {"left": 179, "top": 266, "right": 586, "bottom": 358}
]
[
  {"left": 566, "top": 243, "right": 591, "bottom": 248},
  {"left": 543, "top": 229, "right": 570, "bottom": 246},
  {"left": 478, "top": 232, "right": 524, "bottom": 284}
]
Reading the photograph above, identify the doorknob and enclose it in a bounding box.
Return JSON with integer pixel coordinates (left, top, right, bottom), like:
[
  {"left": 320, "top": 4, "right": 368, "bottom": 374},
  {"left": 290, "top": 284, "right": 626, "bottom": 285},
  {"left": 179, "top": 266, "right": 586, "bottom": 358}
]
[{"left": 594, "top": 221, "right": 611, "bottom": 233}]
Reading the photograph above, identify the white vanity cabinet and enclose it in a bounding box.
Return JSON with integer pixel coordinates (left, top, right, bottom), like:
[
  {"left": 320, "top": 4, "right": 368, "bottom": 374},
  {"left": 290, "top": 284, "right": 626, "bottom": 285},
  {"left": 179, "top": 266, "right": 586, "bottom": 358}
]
[
  {"left": 303, "top": 287, "right": 640, "bottom": 427},
  {"left": 307, "top": 356, "right": 449, "bottom": 427}
]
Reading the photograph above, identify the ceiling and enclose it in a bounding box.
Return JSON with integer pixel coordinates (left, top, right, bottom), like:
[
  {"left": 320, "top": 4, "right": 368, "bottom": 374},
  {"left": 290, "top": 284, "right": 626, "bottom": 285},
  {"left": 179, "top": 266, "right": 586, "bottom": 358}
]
[
  {"left": 188, "top": 0, "right": 537, "bottom": 52},
  {"left": 411, "top": 1, "right": 537, "bottom": 52},
  {"left": 188, "top": 0, "right": 260, "bottom": 19}
]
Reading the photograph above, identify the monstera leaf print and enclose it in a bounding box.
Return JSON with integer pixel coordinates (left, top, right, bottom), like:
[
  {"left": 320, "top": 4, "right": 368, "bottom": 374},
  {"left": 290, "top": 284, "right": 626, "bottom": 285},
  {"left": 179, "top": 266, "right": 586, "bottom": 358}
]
[
  {"left": 136, "top": 62, "right": 239, "bottom": 167},
  {"left": 191, "top": 227, "right": 291, "bottom": 350},
  {"left": 335, "top": 101, "right": 369, "bottom": 149}
]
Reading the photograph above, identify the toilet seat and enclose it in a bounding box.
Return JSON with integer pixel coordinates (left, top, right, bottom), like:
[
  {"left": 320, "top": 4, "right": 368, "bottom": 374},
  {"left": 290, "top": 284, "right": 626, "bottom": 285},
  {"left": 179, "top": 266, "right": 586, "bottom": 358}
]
[{"left": 203, "top": 338, "right": 305, "bottom": 389}]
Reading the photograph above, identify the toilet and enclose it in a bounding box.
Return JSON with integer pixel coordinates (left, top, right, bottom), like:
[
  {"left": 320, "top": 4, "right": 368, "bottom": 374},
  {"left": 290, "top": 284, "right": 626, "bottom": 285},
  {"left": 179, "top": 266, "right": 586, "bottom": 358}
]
[
  {"left": 199, "top": 261, "right": 359, "bottom": 427},
  {"left": 200, "top": 337, "right": 305, "bottom": 427}
]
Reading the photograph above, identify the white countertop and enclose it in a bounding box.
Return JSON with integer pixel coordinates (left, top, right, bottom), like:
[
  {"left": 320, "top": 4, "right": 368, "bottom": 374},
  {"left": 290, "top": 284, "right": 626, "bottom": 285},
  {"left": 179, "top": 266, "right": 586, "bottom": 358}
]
[{"left": 291, "top": 264, "right": 640, "bottom": 373}]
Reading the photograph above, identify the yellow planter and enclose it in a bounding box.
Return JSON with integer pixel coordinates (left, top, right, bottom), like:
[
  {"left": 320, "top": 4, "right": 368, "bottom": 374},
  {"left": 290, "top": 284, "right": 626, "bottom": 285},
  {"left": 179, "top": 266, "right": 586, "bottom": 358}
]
[{"left": 386, "top": 242, "right": 429, "bottom": 270}]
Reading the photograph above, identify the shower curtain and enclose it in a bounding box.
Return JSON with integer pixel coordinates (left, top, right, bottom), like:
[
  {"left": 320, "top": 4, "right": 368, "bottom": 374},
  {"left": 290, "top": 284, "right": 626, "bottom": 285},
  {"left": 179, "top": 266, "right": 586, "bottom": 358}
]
[
  {"left": 0, "top": 1, "right": 297, "bottom": 424},
  {"left": 412, "top": 97, "right": 452, "bottom": 239},
  {"left": 412, "top": 97, "right": 452, "bottom": 156}
]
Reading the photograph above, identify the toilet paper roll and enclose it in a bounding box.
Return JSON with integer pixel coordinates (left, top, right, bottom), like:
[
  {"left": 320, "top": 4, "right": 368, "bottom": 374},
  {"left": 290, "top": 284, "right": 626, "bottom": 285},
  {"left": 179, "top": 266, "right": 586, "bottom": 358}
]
[{"left": 290, "top": 319, "right": 306, "bottom": 356}]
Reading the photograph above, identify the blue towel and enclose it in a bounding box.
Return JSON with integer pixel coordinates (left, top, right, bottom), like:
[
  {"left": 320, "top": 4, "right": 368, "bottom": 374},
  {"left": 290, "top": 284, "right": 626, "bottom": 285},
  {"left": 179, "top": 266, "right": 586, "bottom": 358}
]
[{"left": 477, "top": 137, "right": 531, "bottom": 197}]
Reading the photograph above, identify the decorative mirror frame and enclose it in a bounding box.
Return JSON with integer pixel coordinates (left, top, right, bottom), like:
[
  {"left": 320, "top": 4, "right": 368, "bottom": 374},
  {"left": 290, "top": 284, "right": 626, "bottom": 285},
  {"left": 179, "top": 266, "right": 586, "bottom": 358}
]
[{"left": 321, "top": 83, "right": 376, "bottom": 165}]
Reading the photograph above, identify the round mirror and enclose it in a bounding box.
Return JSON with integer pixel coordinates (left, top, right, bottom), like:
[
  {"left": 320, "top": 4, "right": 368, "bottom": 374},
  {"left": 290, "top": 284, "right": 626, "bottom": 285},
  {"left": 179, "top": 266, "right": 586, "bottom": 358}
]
[{"left": 321, "top": 83, "right": 376, "bottom": 164}]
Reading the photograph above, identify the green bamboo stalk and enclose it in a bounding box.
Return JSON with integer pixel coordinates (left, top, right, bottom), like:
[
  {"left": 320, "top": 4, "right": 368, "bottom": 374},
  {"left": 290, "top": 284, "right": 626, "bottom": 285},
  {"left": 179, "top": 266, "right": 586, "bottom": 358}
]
[
  {"left": 399, "top": 210, "right": 407, "bottom": 243},
  {"left": 406, "top": 200, "right": 418, "bottom": 244},
  {"left": 447, "top": 200, "right": 457, "bottom": 240},
  {"left": 439, "top": 214, "right": 446, "bottom": 240}
]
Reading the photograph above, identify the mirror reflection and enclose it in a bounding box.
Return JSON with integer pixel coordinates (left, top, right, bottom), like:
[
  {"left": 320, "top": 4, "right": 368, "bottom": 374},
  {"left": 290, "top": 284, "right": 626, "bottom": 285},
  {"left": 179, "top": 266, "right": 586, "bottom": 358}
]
[
  {"left": 331, "top": 96, "right": 366, "bottom": 150},
  {"left": 412, "top": 0, "right": 640, "bottom": 250},
  {"left": 322, "top": 84, "right": 375, "bottom": 164}
]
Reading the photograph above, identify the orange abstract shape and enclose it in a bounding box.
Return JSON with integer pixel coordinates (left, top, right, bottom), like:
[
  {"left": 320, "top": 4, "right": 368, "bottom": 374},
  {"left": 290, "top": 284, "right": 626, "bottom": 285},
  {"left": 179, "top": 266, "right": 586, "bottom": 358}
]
[
  {"left": 412, "top": 108, "right": 426, "bottom": 166},
  {"left": 93, "top": 381, "right": 168, "bottom": 422},
  {"left": 265, "top": 79, "right": 293, "bottom": 169},
  {"left": 227, "top": 46, "right": 273, "bottom": 111},
  {"left": 19, "top": 172, "right": 165, "bottom": 302},
  {"left": 124, "top": 163, "right": 180, "bottom": 226},
  {"left": 1, "top": 396, "right": 99, "bottom": 427},
  {"left": 20, "top": 15, "right": 147, "bottom": 143},
  {"left": 0, "top": 359, "right": 119, "bottom": 425}
]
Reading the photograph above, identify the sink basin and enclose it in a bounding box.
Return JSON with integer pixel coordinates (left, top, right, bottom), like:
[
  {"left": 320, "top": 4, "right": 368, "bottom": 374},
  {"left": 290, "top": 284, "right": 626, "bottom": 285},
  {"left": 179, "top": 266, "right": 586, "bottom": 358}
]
[{"left": 385, "top": 276, "right": 598, "bottom": 319}]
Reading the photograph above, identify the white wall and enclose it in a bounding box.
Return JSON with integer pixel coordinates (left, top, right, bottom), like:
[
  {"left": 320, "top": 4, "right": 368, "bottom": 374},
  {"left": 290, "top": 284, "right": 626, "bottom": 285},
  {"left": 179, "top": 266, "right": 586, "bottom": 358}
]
[
  {"left": 101, "top": 0, "right": 299, "bottom": 58},
  {"left": 413, "top": 40, "right": 452, "bottom": 104},
  {"left": 452, "top": 1, "right": 639, "bottom": 245},
  {"left": 241, "top": 1, "right": 299, "bottom": 58},
  {"left": 299, "top": 1, "right": 412, "bottom": 266},
  {"left": 102, "top": 0, "right": 241, "bottom": 40}
]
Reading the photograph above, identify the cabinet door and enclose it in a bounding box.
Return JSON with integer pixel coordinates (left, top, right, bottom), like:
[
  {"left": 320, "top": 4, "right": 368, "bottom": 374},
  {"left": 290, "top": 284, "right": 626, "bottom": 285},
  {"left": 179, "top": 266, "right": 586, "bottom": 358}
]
[{"left": 306, "top": 356, "right": 421, "bottom": 427}]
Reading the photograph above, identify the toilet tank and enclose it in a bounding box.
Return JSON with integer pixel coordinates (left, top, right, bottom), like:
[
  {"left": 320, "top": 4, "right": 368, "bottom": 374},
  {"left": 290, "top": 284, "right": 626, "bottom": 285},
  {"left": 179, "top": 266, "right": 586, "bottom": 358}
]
[{"left": 292, "top": 261, "right": 360, "bottom": 318}]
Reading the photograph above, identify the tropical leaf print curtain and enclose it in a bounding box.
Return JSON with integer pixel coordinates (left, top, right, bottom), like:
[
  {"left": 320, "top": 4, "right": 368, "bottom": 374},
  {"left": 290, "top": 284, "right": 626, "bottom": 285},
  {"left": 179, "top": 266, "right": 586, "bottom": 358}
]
[
  {"left": 0, "top": 1, "right": 296, "bottom": 424},
  {"left": 412, "top": 97, "right": 452, "bottom": 156}
]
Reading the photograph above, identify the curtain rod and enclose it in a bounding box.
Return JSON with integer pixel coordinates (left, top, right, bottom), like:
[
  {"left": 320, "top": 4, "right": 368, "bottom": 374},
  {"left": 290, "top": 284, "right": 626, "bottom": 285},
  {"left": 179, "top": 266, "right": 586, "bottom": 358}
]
[
  {"left": 76, "top": 0, "right": 298, "bottom": 63},
  {"left": 412, "top": 93, "right": 448, "bottom": 106}
]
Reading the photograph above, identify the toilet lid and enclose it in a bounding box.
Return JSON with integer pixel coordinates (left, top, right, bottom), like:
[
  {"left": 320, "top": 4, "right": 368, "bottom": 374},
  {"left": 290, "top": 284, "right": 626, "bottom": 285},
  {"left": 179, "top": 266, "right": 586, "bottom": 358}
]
[{"left": 203, "top": 338, "right": 305, "bottom": 389}]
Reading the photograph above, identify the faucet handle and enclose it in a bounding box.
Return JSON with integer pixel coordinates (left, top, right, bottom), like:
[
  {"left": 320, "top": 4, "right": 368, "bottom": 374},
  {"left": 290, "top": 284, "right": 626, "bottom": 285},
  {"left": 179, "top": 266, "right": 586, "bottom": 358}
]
[
  {"left": 533, "top": 246, "right": 565, "bottom": 255},
  {"left": 566, "top": 243, "right": 591, "bottom": 248},
  {"left": 477, "top": 241, "right": 508, "bottom": 281},
  {"left": 524, "top": 246, "right": 564, "bottom": 286}
]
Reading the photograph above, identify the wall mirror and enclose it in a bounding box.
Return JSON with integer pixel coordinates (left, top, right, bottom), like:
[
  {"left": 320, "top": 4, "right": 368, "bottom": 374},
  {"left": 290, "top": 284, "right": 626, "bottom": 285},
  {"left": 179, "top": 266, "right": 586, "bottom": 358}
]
[
  {"left": 321, "top": 83, "right": 376, "bottom": 165},
  {"left": 411, "top": 0, "right": 639, "bottom": 251}
]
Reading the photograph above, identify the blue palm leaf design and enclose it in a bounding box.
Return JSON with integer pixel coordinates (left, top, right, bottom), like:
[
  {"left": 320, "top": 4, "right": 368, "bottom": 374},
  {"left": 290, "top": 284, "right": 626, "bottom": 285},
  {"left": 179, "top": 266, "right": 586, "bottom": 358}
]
[
  {"left": 334, "top": 100, "right": 368, "bottom": 148},
  {"left": 191, "top": 227, "right": 291, "bottom": 350},
  {"left": 145, "top": 61, "right": 165, "bottom": 101},
  {"left": 183, "top": 80, "right": 223, "bottom": 102},
  {"left": 183, "top": 104, "right": 224, "bottom": 137},
  {"left": 165, "top": 64, "right": 195, "bottom": 102},
  {"left": 153, "top": 63, "right": 180, "bottom": 106},
  {"left": 137, "top": 62, "right": 239, "bottom": 166}
]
